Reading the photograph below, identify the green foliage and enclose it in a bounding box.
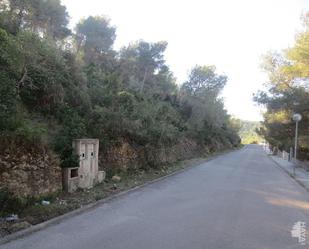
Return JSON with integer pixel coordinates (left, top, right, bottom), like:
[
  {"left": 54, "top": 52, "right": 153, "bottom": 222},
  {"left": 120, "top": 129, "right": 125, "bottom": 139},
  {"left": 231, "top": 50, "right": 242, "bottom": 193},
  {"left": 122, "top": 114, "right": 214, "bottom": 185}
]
[
  {"left": 76, "top": 16, "right": 116, "bottom": 66},
  {"left": 0, "top": 72, "right": 19, "bottom": 131},
  {"left": 14, "top": 119, "right": 47, "bottom": 143},
  {"left": 54, "top": 106, "right": 87, "bottom": 167},
  {"left": 0, "top": 2, "right": 240, "bottom": 171},
  {"left": 179, "top": 66, "right": 239, "bottom": 147},
  {"left": 255, "top": 13, "right": 309, "bottom": 159},
  {"left": 0, "top": 28, "right": 23, "bottom": 75},
  {"left": 0, "top": 189, "right": 26, "bottom": 216},
  {"left": 0, "top": 28, "right": 21, "bottom": 131},
  {"left": 0, "top": 0, "right": 70, "bottom": 39},
  {"left": 238, "top": 120, "right": 263, "bottom": 144},
  {"left": 129, "top": 98, "right": 182, "bottom": 145},
  {"left": 18, "top": 32, "right": 69, "bottom": 113},
  {"left": 119, "top": 41, "right": 176, "bottom": 97},
  {"left": 181, "top": 65, "right": 227, "bottom": 97},
  {"left": 59, "top": 147, "right": 79, "bottom": 168}
]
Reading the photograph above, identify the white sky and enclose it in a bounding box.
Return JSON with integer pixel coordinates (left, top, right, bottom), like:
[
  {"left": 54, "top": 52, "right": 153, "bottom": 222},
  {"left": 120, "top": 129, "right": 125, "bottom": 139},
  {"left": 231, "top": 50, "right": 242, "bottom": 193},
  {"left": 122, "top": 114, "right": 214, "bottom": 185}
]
[{"left": 62, "top": 0, "right": 309, "bottom": 121}]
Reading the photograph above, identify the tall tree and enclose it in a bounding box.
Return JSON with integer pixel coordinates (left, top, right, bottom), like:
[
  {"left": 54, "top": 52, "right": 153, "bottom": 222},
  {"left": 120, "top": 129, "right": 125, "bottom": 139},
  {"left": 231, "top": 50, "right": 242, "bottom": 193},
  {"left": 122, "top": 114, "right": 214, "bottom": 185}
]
[
  {"left": 30, "top": 0, "right": 70, "bottom": 39},
  {"left": 255, "top": 13, "right": 309, "bottom": 159},
  {"left": 119, "top": 41, "right": 176, "bottom": 97},
  {"left": 0, "top": 0, "right": 70, "bottom": 39},
  {"left": 76, "top": 16, "right": 116, "bottom": 67},
  {"left": 181, "top": 65, "right": 227, "bottom": 97},
  {"left": 179, "top": 65, "right": 238, "bottom": 146}
]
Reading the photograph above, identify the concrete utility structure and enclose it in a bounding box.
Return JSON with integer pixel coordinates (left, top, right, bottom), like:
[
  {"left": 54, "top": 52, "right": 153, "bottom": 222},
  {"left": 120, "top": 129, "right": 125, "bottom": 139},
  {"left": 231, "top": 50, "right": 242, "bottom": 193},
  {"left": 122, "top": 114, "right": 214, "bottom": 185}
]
[{"left": 62, "top": 139, "right": 105, "bottom": 193}]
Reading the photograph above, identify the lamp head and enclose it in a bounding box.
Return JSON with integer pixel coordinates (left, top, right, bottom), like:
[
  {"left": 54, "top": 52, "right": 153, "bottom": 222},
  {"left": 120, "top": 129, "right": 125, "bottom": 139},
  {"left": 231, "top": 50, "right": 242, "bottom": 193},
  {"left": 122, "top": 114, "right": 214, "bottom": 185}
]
[{"left": 292, "top": 113, "right": 302, "bottom": 122}]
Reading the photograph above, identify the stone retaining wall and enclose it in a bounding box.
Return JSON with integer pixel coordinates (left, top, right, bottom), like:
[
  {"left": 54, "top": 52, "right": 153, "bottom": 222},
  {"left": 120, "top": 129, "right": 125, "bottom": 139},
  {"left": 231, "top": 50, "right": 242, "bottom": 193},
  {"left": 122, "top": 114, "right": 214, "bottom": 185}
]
[
  {"left": 0, "top": 137, "right": 62, "bottom": 198},
  {"left": 100, "top": 138, "right": 230, "bottom": 172}
]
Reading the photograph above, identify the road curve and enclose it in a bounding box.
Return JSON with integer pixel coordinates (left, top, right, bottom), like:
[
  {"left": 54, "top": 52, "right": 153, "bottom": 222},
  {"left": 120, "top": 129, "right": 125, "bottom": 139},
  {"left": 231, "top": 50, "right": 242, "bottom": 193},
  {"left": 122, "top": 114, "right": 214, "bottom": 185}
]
[{"left": 2, "top": 145, "right": 309, "bottom": 249}]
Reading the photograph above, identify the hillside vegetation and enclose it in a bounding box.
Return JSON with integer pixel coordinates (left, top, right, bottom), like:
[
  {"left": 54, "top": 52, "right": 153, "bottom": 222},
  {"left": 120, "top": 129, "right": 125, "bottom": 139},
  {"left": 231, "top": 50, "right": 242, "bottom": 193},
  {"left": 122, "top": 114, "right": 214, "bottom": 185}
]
[{"left": 0, "top": 0, "right": 240, "bottom": 176}]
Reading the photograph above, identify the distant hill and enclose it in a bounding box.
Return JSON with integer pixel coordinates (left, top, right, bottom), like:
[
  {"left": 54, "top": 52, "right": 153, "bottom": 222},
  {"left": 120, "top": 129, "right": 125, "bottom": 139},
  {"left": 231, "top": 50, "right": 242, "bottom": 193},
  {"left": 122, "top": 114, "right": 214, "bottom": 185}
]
[{"left": 239, "top": 121, "right": 263, "bottom": 144}]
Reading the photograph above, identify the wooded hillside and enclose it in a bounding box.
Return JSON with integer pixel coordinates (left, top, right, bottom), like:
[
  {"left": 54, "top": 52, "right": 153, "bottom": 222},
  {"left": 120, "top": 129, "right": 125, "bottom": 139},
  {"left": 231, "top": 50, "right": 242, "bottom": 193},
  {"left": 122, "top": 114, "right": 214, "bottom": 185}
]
[{"left": 0, "top": 0, "right": 240, "bottom": 176}]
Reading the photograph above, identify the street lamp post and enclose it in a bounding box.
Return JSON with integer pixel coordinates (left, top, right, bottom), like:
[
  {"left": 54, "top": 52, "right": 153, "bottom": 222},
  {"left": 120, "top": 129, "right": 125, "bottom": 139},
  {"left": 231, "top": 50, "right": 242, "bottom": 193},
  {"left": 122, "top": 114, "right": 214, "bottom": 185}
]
[{"left": 292, "top": 113, "right": 302, "bottom": 175}]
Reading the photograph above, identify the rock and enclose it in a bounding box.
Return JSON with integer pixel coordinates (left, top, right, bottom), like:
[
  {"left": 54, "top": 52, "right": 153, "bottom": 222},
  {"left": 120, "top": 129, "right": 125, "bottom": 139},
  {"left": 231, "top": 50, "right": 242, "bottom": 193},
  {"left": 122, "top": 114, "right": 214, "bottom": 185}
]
[
  {"left": 5, "top": 214, "right": 19, "bottom": 222},
  {"left": 41, "top": 200, "right": 50, "bottom": 206},
  {"left": 1, "top": 172, "right": 9, "bottom": 178},
  {"left": 112, "top": 175, "right": 121, "bottom": 182},
  {"left": 97, "top": 171, "right": 105, "bottom": 183},
  {"left": 8, "top": 221, "right": 31, "bottom": 233}
]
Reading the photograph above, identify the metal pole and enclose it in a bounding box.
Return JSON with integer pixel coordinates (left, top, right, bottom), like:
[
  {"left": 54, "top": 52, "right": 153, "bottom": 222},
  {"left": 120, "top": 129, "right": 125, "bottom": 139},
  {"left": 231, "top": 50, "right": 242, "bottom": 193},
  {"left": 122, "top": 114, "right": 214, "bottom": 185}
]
[
  {"left": 294, "top": 121, "right": 298, "bottom": 161},
  {"left": 293, "top": 121, "right": 299, "bottom": 176},
  {"left": 289, "top": 147, "right": 293, "bottom": 161}
]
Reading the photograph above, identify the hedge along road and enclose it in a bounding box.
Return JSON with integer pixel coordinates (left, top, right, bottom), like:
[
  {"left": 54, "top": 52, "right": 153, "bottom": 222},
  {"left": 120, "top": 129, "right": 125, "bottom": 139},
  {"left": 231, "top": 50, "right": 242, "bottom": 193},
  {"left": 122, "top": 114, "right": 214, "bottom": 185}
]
[{"left": 2, "top": 145, "right": 309, "bottom": 249}]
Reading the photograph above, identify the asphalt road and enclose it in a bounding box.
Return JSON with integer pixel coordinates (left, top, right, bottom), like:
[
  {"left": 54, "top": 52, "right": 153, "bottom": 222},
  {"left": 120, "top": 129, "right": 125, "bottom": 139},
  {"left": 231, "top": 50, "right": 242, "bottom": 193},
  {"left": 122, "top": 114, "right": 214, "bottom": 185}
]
[{"left": 2, "top": 145, "right": 309, "bottom": 249}]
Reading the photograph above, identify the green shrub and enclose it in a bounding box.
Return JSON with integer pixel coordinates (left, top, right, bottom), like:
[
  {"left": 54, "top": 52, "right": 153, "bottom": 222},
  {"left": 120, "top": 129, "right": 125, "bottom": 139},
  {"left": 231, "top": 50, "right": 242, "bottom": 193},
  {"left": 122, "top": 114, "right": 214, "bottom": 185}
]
[
  {"left": 54, "top": 106, "right": 86, "bottom": 168},
  {"left": 60, "top": 147, "right": 79, "bottom": 168},
  {"left": 0, "top": 189, "right": 26, "bottom": 216}
]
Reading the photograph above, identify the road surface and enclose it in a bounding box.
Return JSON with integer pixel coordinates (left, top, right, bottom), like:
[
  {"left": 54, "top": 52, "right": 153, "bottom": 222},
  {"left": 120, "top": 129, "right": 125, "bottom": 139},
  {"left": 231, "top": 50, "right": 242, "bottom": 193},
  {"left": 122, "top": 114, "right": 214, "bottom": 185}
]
[{"left": 2, "top": 145, "right": 309, "bottom": 249}]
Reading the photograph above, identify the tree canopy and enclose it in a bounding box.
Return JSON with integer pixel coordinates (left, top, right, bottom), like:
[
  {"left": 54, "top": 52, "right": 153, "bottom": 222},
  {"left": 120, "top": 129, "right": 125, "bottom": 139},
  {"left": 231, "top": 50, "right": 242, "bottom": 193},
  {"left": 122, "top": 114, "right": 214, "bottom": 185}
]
[
  {"left": 255, "top": 13, "right": 309, "bottom": 159},
  {"left": 0, "top": 0, "right": 70, "bottom": 39}
]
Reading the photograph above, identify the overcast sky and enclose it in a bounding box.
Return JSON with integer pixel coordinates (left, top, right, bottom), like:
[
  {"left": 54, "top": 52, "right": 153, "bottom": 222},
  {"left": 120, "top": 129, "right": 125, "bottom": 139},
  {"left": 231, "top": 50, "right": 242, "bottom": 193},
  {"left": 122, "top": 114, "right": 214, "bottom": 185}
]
[{"left": 62, "top": 0, "right": 309, "bottom": 121}]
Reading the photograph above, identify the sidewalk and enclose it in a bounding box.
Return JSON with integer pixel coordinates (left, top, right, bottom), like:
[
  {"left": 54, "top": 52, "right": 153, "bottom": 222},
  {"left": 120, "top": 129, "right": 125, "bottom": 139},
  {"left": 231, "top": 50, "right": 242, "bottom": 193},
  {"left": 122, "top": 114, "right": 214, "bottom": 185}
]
[{"left": 270, "top": 155, "right": 309, "bottom": 191}]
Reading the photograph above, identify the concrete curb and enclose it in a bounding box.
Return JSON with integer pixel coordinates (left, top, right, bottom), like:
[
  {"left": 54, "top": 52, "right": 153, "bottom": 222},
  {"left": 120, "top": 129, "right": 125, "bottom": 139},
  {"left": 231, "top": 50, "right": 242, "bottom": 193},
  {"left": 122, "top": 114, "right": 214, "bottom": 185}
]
[
  {"left": 0, "top": 148, "right": 239, "bottom": 245},
  {"left": 268, "top": 155, "right": 309, "bottom": 192}
]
